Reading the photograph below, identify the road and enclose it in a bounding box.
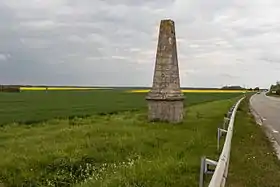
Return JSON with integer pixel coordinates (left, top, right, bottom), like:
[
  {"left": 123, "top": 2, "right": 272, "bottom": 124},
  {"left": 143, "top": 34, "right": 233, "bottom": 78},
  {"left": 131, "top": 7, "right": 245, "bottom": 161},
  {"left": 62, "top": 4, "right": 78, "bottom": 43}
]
[{"left": 250, "top": 92, "right": 280, "bottom": 157}]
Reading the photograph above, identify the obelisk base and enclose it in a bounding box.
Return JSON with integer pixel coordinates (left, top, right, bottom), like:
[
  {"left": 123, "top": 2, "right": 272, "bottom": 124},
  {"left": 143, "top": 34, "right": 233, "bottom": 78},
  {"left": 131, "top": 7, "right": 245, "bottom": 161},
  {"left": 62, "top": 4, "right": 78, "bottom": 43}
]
[{"left": 147, "top": 98, "right": 184, "bottom": 123}]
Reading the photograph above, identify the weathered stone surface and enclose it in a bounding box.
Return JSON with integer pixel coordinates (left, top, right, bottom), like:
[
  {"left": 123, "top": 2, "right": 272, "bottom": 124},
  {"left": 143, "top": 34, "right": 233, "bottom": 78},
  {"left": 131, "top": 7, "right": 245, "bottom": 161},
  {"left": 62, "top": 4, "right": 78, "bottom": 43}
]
[
  {"left": 147, "top": 100, "right": 184, "bottom": 123},
  {"left": 146, "top": 19, "right": 184, "bottom": 123}
]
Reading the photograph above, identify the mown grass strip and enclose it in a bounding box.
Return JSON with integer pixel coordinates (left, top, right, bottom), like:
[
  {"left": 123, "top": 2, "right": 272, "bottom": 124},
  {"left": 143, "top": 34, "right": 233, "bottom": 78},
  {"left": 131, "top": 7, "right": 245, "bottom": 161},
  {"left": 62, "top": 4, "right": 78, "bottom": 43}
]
[
  {"left": 227, "top": 95, "right": 280, "bottom": 187},
  {"left": 0, "top": 97, "right": 240, "bottom": 187}
]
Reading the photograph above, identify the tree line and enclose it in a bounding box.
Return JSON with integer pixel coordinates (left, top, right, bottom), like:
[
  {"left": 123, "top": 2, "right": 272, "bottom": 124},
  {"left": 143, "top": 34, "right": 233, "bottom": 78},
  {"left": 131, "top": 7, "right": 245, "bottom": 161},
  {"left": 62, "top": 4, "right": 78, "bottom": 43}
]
[
  {"left": 220, "top": 85, "right": 259, "bottom": 91},
  {"left": 0, "top": 85, "right": 20, "bottom": 92},
  {"left": 270, "top": 81, "right": 280, "bottom": 95}
]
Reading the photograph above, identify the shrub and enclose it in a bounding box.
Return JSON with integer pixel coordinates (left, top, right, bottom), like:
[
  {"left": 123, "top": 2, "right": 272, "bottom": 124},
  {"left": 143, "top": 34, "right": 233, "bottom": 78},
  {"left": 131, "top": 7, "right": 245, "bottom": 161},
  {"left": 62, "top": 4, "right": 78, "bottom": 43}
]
[{"left": 0, "top": 85, "right": 20, "bottom": 92}]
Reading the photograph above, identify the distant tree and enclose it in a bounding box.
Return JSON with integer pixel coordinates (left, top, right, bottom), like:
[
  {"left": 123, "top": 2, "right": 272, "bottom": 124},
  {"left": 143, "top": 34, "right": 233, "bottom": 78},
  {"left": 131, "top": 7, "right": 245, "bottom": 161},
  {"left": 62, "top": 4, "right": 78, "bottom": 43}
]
[
  {"left": 0, "top": 85, "right": 20, "bottom": 92},
  {"left": 248, "top": 88, "right": 253, "bottom": 91},
  {"left": 269, "top": 81, "right": 280, "bottom": 94},
  {"left": 221, "top": 85, "right": 244, "bottom": 90},
  {"left": 254, "top": 87, "right": 260, "bottom": 91}
]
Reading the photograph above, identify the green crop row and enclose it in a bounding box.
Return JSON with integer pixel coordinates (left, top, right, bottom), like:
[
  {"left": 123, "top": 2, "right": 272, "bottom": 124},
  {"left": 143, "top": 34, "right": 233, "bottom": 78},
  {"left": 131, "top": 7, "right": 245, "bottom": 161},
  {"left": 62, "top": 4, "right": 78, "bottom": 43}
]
[{"left": 0, "top": 90, "right": 242, "bottom": 126}]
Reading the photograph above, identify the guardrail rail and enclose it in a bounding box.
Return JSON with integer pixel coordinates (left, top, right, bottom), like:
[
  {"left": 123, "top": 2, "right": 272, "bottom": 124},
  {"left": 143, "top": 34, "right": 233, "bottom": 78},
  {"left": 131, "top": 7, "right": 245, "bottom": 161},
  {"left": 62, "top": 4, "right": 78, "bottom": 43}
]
[{"left": 199, "top": 97, "right": 245, "bottom": 187}]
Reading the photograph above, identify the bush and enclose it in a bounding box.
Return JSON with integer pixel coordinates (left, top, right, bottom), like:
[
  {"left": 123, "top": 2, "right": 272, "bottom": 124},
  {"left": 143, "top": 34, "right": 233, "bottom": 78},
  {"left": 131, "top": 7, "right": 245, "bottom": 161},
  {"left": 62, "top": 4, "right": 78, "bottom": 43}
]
[
  {"left": 0, "top": 85, "right": 20, "bottom": 92},
  {"left": 276, "top": 88, "right": 280, "bottom": 95},
  {"left": 253, "top": 87, "right": 260, "bottom": 91}
]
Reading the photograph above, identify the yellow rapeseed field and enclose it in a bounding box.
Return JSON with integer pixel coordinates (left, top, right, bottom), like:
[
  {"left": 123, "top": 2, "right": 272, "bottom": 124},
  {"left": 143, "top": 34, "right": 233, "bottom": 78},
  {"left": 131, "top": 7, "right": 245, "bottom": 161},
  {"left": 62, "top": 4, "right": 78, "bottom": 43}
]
[
  {"left": 20, "top": 87, "right": 47, "bottom": 91},
  {"left": 19, "top": 87, "right": 251, "bottom": 93}
]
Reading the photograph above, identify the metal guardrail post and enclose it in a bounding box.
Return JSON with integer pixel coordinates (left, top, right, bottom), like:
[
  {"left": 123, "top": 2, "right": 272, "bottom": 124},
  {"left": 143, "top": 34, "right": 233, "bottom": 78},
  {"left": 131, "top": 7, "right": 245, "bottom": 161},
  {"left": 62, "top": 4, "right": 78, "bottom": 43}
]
[
  {"left": 199, "top": 157, "right": 218, "bottom": 187},
  {"left": 223, "top": 116, "right": 230, "bottom": 130},
  {"left": 199, "top": 97, "right": 245, "bottom": 187},
  {"left": 217, "top": 128, "right": 227, "bottom": 151},
  {"left": 199, "top": 157, "right": 206, "bottom": 187},
  {"left": 208, "top": 97, "right": 244, "bottom": 187}
]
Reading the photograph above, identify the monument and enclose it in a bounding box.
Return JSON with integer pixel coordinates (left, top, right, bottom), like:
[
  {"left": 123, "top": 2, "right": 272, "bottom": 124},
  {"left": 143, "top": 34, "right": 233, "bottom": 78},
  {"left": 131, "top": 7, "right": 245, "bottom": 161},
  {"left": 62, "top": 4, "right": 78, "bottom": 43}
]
[{"left": 146, "top": 19, "right": 185, "bottom": 123}]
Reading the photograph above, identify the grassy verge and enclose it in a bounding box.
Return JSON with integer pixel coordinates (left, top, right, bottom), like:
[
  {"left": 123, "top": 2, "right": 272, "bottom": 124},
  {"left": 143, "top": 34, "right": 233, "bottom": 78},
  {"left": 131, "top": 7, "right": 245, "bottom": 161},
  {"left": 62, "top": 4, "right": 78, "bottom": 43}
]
[
  {"left": 227, "top": 95, "right": 280, "bottom": 187},
  {"left": 0, "top": 97, "right": 240, "bottom": 187},
  {"left": 265, "top": 92, "right": 280, "bottom": 97},
  {"left": 0, "top": 91, "right": 241, "bottom": 125}
]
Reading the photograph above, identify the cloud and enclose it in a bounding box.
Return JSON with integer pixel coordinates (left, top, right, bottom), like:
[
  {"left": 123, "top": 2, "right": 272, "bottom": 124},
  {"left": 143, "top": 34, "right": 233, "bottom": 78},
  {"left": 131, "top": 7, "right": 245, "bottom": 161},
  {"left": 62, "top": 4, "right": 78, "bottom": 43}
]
[
  {"left": 0, "top": 0, "right": 279, "bottom": 88},
  {"left": 0, "top": 54, "right": 7, "bottom": 61},
  {"left": 19, "top": 20, "right": 57, "bottom": 30}
]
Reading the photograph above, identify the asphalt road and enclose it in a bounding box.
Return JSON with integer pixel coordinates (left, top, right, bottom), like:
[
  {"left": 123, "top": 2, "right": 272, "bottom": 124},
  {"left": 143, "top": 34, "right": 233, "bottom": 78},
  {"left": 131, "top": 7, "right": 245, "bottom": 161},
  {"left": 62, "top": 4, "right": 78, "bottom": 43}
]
[{"left": 250, "top": 93, "right": 280, "bottom": 154}]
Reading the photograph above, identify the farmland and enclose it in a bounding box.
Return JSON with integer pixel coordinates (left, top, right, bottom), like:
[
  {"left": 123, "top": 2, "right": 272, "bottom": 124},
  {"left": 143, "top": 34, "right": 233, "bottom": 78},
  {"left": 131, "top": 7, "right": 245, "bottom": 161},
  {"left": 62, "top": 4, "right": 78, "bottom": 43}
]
[
  {"left": 0, "top": 89, "right": 244, "bottom": 187},
  {"left": 0, "top": 89, "right": 244, "bottom": 126}
]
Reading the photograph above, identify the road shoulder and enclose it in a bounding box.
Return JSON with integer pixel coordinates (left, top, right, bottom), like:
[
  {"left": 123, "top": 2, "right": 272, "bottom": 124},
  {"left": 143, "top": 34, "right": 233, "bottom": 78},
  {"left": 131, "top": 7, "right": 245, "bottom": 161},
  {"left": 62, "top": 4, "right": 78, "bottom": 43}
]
[
  {"left": 227, "top": 95, "right": 280, "bottom": 187},
  {"left": 249, "top": 95, "right": 280, "bottom": 159}
]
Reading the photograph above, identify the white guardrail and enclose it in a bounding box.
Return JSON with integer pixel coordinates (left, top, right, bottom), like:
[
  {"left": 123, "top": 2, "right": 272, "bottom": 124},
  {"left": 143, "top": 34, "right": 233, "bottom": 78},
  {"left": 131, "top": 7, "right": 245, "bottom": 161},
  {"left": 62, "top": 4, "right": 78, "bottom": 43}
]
[{"left": 199, "top": 97, "right": 245, "bottom": 187}]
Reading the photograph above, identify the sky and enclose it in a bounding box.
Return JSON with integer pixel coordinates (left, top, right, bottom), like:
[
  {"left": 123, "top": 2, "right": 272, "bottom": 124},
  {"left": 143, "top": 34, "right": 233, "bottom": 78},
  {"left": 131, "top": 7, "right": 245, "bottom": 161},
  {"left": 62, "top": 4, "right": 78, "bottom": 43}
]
[{"left": 0, "top": 0, "right": 279, "bottom": 88}]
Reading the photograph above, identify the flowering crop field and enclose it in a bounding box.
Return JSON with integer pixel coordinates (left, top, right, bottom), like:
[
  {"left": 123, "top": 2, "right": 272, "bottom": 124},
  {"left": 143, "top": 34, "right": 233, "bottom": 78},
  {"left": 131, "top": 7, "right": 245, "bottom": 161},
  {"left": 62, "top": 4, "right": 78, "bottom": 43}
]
[
  {"left": 19, "top": 86, "right": 248, "bottom": 93},
  {"left": 0, "top": 89, "right": 246, "bottom": 187}
]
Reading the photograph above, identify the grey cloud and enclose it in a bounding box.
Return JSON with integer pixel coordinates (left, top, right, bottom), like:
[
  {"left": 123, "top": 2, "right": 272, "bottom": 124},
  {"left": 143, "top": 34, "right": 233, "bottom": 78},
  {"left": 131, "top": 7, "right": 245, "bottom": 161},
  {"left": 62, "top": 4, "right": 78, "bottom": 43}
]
[
  {"left": 0, "top": 0, "right": 280, "bottom": 88},
  {"left": 260, "top": 56, "right": 280, "bottom": 64},
  {"left": 0, "top": 54, "right": 7, "bottom": 61}
]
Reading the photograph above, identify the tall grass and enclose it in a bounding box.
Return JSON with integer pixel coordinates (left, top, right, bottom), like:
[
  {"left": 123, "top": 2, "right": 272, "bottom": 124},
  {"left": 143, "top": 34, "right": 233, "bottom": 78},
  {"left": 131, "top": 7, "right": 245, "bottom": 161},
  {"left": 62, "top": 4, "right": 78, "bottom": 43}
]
[
  {"left": 0, "top": 96, "right": 241, "bottom": 187},
  {"left": 227, "top": 95, "right": 280, "bottom": 187}
]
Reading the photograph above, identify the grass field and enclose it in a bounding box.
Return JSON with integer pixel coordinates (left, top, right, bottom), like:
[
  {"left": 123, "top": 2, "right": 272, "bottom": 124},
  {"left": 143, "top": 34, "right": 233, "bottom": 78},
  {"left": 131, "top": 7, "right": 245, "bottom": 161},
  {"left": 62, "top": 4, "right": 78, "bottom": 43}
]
[
  {"left": 0, "top": 90, "right": 243, "bottom": 187},
  {"left": 128, "top": 89, "right": 248, "bottom": 93},
  {"left": 227, "top": 95, "right": 280, "bottom": 187},
  {"left": 0, "top": 90, "right": 243, "bottom": 126},
  {"left": 19, "top": 87, "right": 113, "bottom": 91}
]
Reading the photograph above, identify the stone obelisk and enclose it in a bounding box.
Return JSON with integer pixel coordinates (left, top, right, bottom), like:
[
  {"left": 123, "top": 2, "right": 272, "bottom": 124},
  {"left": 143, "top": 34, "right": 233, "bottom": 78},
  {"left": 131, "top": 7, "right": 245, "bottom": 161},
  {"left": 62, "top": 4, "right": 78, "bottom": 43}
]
[{"left": 146, "top": 19, "right": 184, "bottom": 123}]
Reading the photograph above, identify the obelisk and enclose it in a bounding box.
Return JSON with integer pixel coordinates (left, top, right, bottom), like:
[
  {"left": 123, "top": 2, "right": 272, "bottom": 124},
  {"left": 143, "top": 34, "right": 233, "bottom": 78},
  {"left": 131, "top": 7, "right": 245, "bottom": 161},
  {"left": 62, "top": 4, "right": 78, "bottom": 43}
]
[{"left": 146, "top": 19, "right": 184, "bottom": 123}]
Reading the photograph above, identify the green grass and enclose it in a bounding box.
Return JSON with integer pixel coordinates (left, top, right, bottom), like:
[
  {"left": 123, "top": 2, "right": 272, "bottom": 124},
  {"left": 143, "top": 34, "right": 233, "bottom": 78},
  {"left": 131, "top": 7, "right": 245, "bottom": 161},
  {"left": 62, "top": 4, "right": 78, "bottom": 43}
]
[
  {"left": 0, "top": 90, "right": 242, "bottom": 125},
  {"left": 0, "top": 93, "right": 242, "bottom": 187},
  {"left": 227, "top": 95, "right": 280, "bottom": 187},
  {"left": 266, "top": 91, "right": 280, "bottom": 97}
]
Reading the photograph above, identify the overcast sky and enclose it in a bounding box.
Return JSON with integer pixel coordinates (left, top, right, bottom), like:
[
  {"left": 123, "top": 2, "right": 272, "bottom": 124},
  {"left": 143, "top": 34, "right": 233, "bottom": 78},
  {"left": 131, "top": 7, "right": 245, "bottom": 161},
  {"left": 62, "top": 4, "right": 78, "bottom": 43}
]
[{"left": 0, "top": 0, "right": 279, "bottom": 88}]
